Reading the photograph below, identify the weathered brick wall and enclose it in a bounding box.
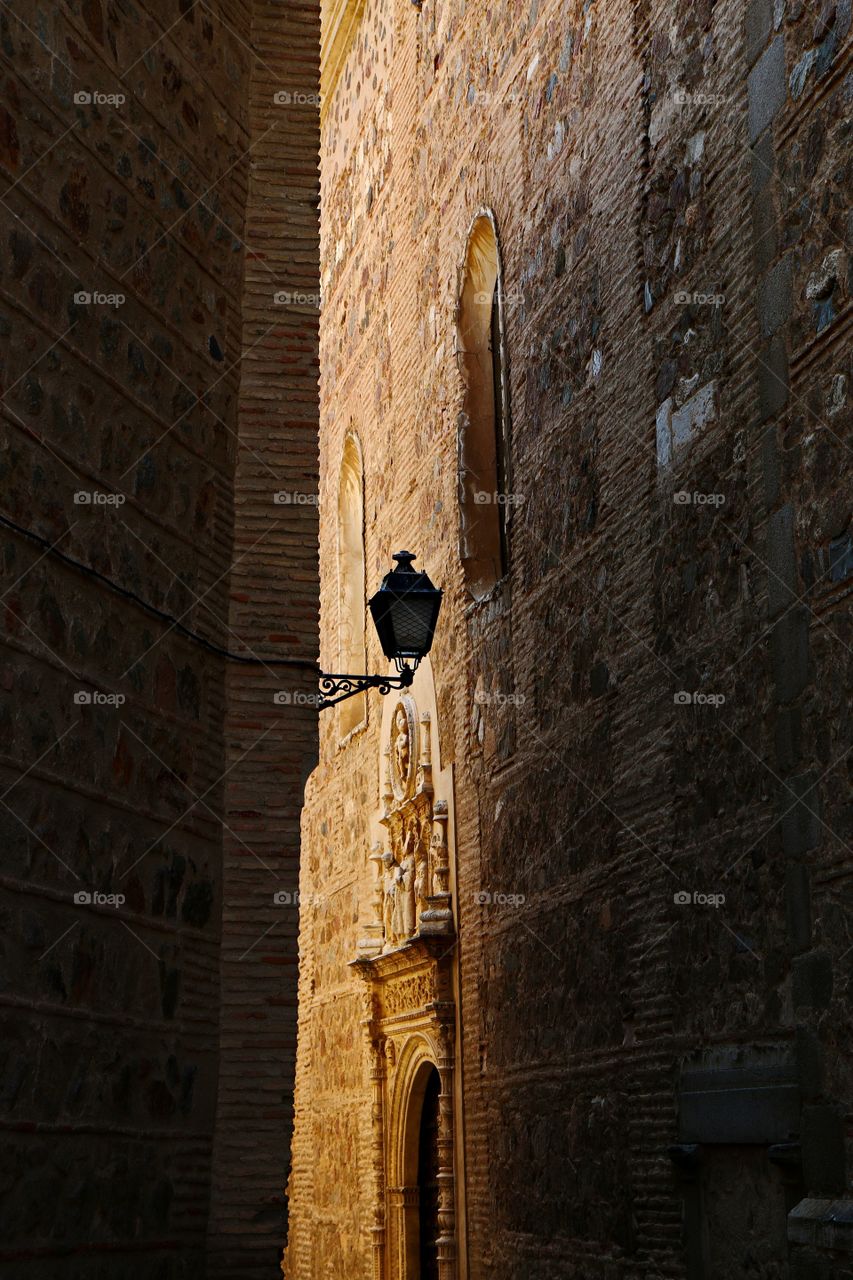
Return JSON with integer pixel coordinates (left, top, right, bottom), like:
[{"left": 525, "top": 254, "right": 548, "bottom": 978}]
[
  {"left": 288, "top": 0, "right": 851, "bottom": 1276},
  {"left": 0, "top": 0, "right": 319, "bottom": 1276},
  {"left": 207, "top": 0, "right": 320, "bottom": 1275}
]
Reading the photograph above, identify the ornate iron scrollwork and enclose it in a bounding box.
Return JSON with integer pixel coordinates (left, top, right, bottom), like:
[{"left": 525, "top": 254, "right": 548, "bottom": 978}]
[{"left": 317, "top": 662, "right": 414, "bottom": 710}]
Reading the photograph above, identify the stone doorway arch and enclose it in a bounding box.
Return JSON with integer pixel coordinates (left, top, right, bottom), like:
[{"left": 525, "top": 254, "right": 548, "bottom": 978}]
[
  {"left": 393, "top": 1049, "right": 439, "bottom": 1279},
  {"left": 387, "top": 1037, "right": 455, "bottom": 1280}
]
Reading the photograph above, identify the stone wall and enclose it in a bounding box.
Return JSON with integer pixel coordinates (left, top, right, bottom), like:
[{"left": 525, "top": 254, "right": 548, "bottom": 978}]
[
  {"left": 0, "top": 0, "right": 319, "bottom": 1276},
  {"left": 287, "top": 0, "right": 851, "bottom": 1276},
  {"left": 207, "top": 0, "right": 321, "bottom": 1274}
]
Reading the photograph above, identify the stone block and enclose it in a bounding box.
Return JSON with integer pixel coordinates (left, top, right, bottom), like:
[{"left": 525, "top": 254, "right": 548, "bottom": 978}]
[
  {"left": 792, "top": 950, "right": 833, "bottom": 1010},
  {"left": 781, "top": 776, "right": 822, "bottom": 857},
  {"left": 763, "top": 425, "right": 782, "bottom": 507},
  {"left": 656, "top": 398, "right": 673, "bottom": 469},
  {"left": 790, "top": 1246, "right": 831, "bottom": 1280},
  {"left": 679, "top": 1045, "right": 800, "bottom": 1143},
  {"left": 671, "top": 380, "right": 718, "bottom": 450},
  {"left": 753, "top": 195, "right": 779, "bottom": 272},
  {"left": 746, "top": 0, "right": 774, "bottom": 66},
  {"left": 770, "top": 608, "right": 810, "bottom": 702},
  {"left": 800, "top": 1111, "right": 848, "bottom": 1194},
  {"left": 752, "top": 131, "right": 776, "bottom": 195},
  {"left": 748, "top": 36, "right": 787, "bottom": 141},
  {"left": 767, "top": 504, "right": 798, "bottom": 615},
  {"left": 796, "top": 1027, "right": 824, "bottom": 1100},
  {"left": 775, "top": 706, "right": 802, "bottom": 771},
  {"left": 759, "top": 256, "right": 793, "bottom": 337},
  {"left": 759, "top": 335, "right": 790, "bottom": 418},
  {"left": 829, "top": 533, "right": 853, "bottom": 582},
  {"left": 789, "top": 1198, "right": 853, "bottom": 1250},
  {"left": 785, "top": 862, "right": 812, "bottom": 950}
]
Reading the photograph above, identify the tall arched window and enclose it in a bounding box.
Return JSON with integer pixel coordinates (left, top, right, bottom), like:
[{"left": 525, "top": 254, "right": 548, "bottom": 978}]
[
  {"left": 337, "top": 432, "right": 366, "bottom": 736},
  {"left": 456, "top": 211, "right": 511, "bottom": 600}
]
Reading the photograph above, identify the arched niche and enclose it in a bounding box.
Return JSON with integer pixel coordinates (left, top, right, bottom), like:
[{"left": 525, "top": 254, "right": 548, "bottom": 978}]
[
  {"left": 456, "top": 211, "right": 511, "bottom": 601},
  {"left": 337, "top": 431, "right": 366, "bottom": 737}
]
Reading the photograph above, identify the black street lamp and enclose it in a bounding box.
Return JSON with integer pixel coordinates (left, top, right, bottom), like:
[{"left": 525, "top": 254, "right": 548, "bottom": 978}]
[{"left": 317, "top": 551, "right": 442, "bottom": 710}]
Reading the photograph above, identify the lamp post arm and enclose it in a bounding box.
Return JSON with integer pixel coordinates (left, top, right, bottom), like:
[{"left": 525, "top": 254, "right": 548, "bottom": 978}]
[{"left": 317, "top": 664, "right": 414, "bottom": 710}]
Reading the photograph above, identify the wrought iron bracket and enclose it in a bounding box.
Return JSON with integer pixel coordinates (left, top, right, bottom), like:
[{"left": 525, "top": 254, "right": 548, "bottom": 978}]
[{"left": 317, "top": 661, "right": 415, "bottom": 710}]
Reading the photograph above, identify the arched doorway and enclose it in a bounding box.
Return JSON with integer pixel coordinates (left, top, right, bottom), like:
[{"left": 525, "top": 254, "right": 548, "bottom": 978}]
[
  {"left": 390, "top": 1048, "right": 455, "bottom": 1280},
  {"left": 417, "top": 1066, "right": 441, "bottom": 1280}
]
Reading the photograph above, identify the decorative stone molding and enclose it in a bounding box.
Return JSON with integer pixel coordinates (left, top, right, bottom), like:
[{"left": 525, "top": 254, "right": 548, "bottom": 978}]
[{"left": 350, "top": 661, "right": 459, "bottom": 1279}]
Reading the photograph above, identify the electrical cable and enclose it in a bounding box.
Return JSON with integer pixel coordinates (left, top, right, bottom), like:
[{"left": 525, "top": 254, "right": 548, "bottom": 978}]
[{"left": 0, "top": 510, "right": 319, "bottom": 672}]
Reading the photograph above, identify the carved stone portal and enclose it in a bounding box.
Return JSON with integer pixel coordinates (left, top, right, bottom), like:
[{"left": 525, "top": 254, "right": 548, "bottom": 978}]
[
  {"left": 352, "top": 681, "right": 458, "bottom": 1280},
  {"left": 359, "top": 696, "right": 453, "bottom": 958}
]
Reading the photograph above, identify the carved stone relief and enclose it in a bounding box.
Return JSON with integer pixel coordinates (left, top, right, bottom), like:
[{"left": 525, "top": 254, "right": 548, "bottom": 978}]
[{"left": 360, "top": 696, "right": 453, "bottom": 958}]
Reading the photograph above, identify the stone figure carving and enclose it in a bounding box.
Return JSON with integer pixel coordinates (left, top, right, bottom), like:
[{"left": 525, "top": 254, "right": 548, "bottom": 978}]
[
  {"left": 393, "top": 705, "right": 410, "bottom": 787},
  {"left": 395, "top": 828, "right": 417, "bottom": 940},
  {"left": 382, "top": 849, "right": 398, "bottom": 944},
  {"left": 414, "top": 841, "right": 429, "bottom": 917},
  {"left": 371, "top": 694, "right": 453, "bottom": 951}
]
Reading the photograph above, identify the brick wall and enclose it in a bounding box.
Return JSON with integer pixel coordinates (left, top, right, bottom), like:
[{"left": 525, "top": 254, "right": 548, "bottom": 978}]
[
  {"left": 288, "top": 0, "right": 851, "bottom": 1276},
  {"left": 0, "top": 0, "right": 319, "bottom": 1276},
  {"left": 207, "top": 0, "right": 320, "bottom": 1275}
]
